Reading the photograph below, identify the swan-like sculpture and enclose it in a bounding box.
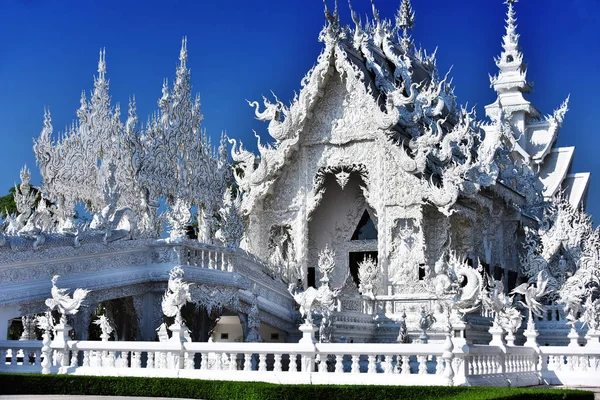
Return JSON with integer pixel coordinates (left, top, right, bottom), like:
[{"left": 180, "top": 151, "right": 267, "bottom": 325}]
[
  {"left": 511, "top": 271, "right": 549, "bottom": 337},
  {"left": 45, "top": 275, "right": 90, "bottom": 325}
]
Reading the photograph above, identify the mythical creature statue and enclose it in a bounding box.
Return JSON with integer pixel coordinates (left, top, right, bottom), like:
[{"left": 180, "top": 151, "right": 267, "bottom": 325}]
[
  {"left": 161, "top": 266, "right": 192, "bottom": 325},
  {"left": 290, "top": 249, "right": 341, "bottom": 328},
  {"left": 89, "top": 163, "right": 136, "bottom": 243},
  {"left": 428, "top": 251, "right": 483, "bottom": 318},
  {"left": 580, "top": 291, "right": 600, "bottom": 334},
  {"left": 482, "top": 277, "right": 523, "bottom": 338},
  {"left": 36, "top": 311, "right": 54, "bottom": 333},
  {"left": 6, "top": 166, "right": 37, "bottom": 235},
  {"left": 357, "top": 255, "right": 379, "bottom": 300},
  {"left": 93, "top": 314, "right": 114, "bottom": 341},
  {"left": 45, "top": 275, "right": 90, "bottom": 325},
  {"left": 511, "top": 271, "right": 549, "bottom": 332},
  {"left": 165, "top": 199, "right": 191, "bottom": 242}
]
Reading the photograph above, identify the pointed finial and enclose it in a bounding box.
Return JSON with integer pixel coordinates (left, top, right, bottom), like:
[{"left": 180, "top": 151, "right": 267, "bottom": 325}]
[
  {"left": 348, "top": 0, "right": 359, "bottom": 26},
  {"left": 98, "top": 48, "right": 106, "bottom": 78},
  {"left": 179, "top": 36, "right": 188, "bottom": 66},
  {"left": 396, "top": 0, "right": 415, "bottom": 35},
  {"left": 323, "top": 0, "right": 334, "bottom": 25},
  {"left": 370, "top": 0, "right": 380, "bottom": 25}
]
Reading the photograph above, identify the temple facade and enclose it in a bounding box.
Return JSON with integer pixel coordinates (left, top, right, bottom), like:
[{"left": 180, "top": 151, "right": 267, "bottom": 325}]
[{"left": 0, "top": 0, "right": 596, "bottom": 348}]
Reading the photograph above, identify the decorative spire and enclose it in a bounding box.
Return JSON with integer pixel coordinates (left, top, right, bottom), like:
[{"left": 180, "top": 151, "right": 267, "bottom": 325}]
[
  {"left": 370, "top": 0, "right": 380, "bottom": 26},
  {"left": 490, "top": 0, "right": 529, "bottom": 94},
  {"left": 395, "top": 0, "right": 415, "bottom": 36},
  {"left": 321, "top": 0, "right": 342, "bottom": 43},
  {"left": 179, "top": 36, "right": 188, "bottom": 67},
  {"left": 98, "top": 48, "right": 106, "bottom": 80}
]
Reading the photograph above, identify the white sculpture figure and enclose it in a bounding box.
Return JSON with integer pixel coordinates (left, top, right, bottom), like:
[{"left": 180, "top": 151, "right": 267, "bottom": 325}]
[
  {"left": 45, "top": 275, "right": 90, "bottom": 325},
  {"left": 357, "top": 255, "right": 378, "bottom": 300},
  {"left": 429, "top": 252, "right": 483, "bottom": 319},
  {"left": 161, "top": 266, "right": 192, "bottom": 325},
  {"left": 20, "top": 315, "right": 37, "bottom": 340},
  {"left": 245, "top": 291, "right": 262, "bottom": 343},
  {"left": 215, "top": 190, "right": 244, "bottom": 248},
  {"left": 89, "top": 162, "right": 134, "bottom": 243},
  {"left": 397, "top": 309, "right": 409, "bottom": 343},
  {"left": 36, "top": 311, "right": 54, "bottom": 334},
  {"left": 165, "top": 199, "right": 191, "bottom": 242},
  {"left": 418, "top": 306, "right": 436, "bottom": 343},
  {"left": 580, "top": 292, "right": 600, "bottom": 336},
  {"left": 6, "top": 166, "right": 37, "bottom": 235},
  {"left": 290, "top": 249, "right": 340, "bottom": 328},
  {"left": 511, "top": 271, "right": 549, "bottom": 338},
  {"left": 93, "top": 314, "right": 114, "bottom": 341},
  {"left": 316, "top": 245, "right": 337, "bottom": 343},
  {"left": 482, "top": 277, "right": 522, "bottom": 344}
]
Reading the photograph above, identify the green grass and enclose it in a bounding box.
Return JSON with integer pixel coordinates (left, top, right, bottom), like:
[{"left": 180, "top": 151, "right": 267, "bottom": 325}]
[{"left": 0, "top": 373, "right": 593, "bottom": 400}]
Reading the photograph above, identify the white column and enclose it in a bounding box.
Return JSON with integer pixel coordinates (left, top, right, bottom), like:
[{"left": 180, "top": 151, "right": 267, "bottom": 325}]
[{"left": 0, "top": 305, "right": 20, "bottom": 340}]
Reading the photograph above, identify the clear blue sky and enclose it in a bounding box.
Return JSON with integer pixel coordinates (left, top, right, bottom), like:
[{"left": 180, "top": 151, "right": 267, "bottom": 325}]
[{"left": 0, "top": 0, "right": 599, "bottom": 219}]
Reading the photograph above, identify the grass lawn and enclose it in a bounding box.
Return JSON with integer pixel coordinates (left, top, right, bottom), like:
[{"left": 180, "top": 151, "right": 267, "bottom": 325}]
[{"left": 0, "top": 373, "right": 594, "bottom": 400}]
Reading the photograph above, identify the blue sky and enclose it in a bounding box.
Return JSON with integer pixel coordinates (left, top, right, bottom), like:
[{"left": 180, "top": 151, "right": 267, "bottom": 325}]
[{"left": 0, "top": 0, "right": 599, "bottom": 220}]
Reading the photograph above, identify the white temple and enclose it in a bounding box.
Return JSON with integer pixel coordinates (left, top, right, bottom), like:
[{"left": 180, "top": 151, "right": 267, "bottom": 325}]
[{"left": 0, "top": 0, "right": 598, "bottom": 360}]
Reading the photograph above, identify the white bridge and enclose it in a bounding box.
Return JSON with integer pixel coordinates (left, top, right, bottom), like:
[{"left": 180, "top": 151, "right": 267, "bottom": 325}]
[{"left": 0, "top": 238, "right": 295, "bottom": 343}]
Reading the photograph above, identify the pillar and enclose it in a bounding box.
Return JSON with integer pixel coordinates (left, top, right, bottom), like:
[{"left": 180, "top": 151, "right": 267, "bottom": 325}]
[
  {"left": 133, "top": 292, "right": 164, "bottom": 341},
  {"left": 0, "top": 305, "right": 20, "bottom": 340}
]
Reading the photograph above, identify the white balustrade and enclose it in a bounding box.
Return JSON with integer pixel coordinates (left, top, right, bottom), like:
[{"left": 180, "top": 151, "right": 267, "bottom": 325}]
[
  {"left": 0, "top": 340, "right": 44, "bottom": 373},
  {"left": 1, "top": 335, "right": 599, "bottom": 387}
]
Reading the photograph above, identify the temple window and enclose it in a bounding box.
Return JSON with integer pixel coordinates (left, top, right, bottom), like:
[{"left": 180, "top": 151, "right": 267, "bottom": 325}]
[{"left": 351, "top": 210, "right": 378, "bottom": 240}]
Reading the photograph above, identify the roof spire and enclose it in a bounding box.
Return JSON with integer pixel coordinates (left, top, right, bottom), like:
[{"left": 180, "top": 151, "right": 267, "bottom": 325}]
[
  {"left": 489, "top": 0, "right": 530, "bottom": 95},
  {"left": 370, "top": 0, "right": 380, "bottom": 25},
  {"left": 395, "top": 0, "right": 415, "bottom": 37},
  {"left": 98, "top": 48, "right": 106, "bottom": 80},
  {"left": 321, "top": 0, "right": 342, "bottom": 42},
  {"left": 179, "top": 36, "right": 188, "bottom": 67}
]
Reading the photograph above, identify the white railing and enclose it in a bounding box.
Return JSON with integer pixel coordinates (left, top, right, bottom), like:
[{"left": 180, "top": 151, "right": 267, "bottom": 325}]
[
  {"left": 0, "top": 340, "right": 44, "bottom": 373},
  {"left": 539, "top": 345, "right": 600, "bottom": 386},
  {"left": 3, "top": 334, "right": 600, "bottom": 387}
]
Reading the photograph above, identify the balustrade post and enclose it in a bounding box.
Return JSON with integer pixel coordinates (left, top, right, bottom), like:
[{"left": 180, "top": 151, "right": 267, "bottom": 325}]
[
  {"left": 53, "top": 322, "right": 72, "bottom": 374},
  {"left": 274, "top": 354, "right": 282, "bottom": 372},
  {"left": 586, "top": 330, "right": 600, "bottom": 348},
  {"left": 367, "top": 355, "right": 376, "bottom": 373},
  {"left": 243, "top": 353, "right": 252, "bottom": 371},
  {"left": 442, "top": 333, "right": 455, "bottom": 386},
  {"left": 335, "top": 354, "right": 344, "bottom": 373}
]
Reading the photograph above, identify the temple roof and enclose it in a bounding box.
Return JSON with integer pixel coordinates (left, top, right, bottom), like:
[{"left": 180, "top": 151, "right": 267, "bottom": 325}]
[
  {"left": 562, "top": 173, "right": 591, "bottom": 210},
  {"left": 538, "top": 147, "right": 574, "bottom": 200}
]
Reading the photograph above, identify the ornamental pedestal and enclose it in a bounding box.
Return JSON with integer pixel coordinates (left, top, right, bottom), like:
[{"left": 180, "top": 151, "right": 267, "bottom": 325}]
[
  {"left": 586, "top": 330, "right": 600, "bottom": 348},
  {"left": 299, "top": 322, "right": 317, "bottom": 344},
  {"left": 488, "top": 325, "right": 505, "bottom": 347},
  {"left": 568, "top": 326, "right": 581, "bottom": 347}
]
